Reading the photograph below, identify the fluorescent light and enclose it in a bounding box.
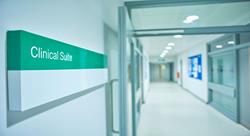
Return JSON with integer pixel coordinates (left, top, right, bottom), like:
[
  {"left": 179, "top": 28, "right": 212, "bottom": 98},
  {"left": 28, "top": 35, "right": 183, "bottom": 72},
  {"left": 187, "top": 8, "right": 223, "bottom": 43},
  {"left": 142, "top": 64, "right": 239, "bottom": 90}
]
[
  {"left": 168, "top": 43, "right": 175, "bottom": 46},
  {"left": 216, "top": 45, "right": 223, "bottom": 49},
  {"left": 163, "top": 50, "right": 169, "bottom": 53},
  {"left": 160, "top": 54, "right": 165, "bottom": 58},
  {"left": 160, "top": 51, "right": 168, "bottom": 57},
  {"left": 165, "top": 46, "right": 172, "bottom": 50},
  {"left": 183, "top": 19, "right": 193, "bottom": 24},
  {"left": 183, "top": 15, "right": 199, "bottom": 24},
  {"left": 174, "top": 35, "right": 183, "bottom": 38},
  {"left": 227, "top": 41, "right": 235, "bottom": 45},
  {"left": 187, "top": 15, "right": 199, "bottom": 21}
]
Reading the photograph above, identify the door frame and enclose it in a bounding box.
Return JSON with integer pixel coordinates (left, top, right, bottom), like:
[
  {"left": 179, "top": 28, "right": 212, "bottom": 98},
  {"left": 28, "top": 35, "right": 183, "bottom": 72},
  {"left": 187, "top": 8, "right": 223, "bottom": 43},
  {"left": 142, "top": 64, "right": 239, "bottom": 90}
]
[
  {"left": 180, "top": 60, "right": 183, "bottom": 87},
  {"left": 131, "top": 38, "right": 144, "bottom": 136},
  {"left": 118, "top": 6, "right": 128, "bottom": 136}
]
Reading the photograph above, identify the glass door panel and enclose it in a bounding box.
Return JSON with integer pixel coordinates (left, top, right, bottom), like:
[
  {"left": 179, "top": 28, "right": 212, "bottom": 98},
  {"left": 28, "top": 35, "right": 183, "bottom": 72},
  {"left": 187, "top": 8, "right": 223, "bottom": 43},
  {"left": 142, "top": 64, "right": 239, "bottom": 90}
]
[
  {"left": 208, "top": 50, "right": 237, "bottom": 121},
  {"left": 210, "top": 52, "right": 235, "bottom": 87}
]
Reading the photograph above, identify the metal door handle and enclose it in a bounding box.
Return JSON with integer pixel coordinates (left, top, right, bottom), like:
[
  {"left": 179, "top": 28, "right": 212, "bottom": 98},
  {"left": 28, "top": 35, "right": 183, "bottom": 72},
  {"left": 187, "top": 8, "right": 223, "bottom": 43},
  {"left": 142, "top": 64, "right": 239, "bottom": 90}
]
[{"left": 110, "top": 79, "right": 120, "bottom": 134}]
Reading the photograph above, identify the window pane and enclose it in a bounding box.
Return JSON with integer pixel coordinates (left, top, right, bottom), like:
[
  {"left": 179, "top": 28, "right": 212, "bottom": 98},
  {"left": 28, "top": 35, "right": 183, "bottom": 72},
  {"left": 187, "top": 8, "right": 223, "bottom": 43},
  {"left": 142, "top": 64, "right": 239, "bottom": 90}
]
[
  {"left": 208, "top": 34, "right": 236, "bottom": 52},
  {"left": 210, "top": 52, "right": 235, "bottom": 87}
]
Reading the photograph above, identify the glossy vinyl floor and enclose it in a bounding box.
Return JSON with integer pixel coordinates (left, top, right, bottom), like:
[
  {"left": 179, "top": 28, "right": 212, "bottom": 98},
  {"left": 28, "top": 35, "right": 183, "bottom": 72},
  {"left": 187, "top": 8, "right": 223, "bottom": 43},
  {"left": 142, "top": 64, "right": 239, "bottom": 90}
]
[{"left": 137, "top": 82, "right": 250, "bottom": 136}]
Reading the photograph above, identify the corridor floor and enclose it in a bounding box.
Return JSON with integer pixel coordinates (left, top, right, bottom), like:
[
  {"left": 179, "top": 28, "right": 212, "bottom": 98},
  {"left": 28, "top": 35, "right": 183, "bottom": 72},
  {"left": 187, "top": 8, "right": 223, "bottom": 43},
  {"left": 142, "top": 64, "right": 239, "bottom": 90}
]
[{"left": 137, "top": 82, "right": 250, "bottom": 136}]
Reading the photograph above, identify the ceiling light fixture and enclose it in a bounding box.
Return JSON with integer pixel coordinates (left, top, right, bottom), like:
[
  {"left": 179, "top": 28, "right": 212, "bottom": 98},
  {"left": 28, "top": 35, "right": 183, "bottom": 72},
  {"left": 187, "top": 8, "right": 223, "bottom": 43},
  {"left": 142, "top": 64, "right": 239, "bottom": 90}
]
[
  {"left": 165, "top": 46, "right": 172, "bottom": 50},
  {"left": 187, "top": 15, "right": 199, "bottom": 21},
  {"left": 227, "top": 41, "right": 235, "bottom": 45},
  {"left": 174, "top": 35, "right": 183, "bottom": 38},
  {"left": 160, "top": 51, "right": 168, "bottom": 57},
  {"left": 183, "top": 15, "right": 199, "bottom": 24},
  {"left": 183, "top": 19, "right": 193, "bottom": 24},
  {"left": 216, "top": 45, "right": 223, "bottom": 49},
  {"left": 163, "top": 50, "right": 169, "bottom": 53},
  {"left": 168, "top": 43, "right": 175, "bottom": 46}
]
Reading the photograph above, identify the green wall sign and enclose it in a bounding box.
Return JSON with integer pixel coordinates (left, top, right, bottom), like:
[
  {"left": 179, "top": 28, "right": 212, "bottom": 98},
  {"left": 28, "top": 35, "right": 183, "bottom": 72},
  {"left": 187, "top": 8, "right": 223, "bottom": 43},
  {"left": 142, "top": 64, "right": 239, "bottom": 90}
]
[
  {"left": 7, "top": 30, "right": 107, "bottom": 70},
  {"left": 7, "top": 30, "right": 108, "bottom": 111}
]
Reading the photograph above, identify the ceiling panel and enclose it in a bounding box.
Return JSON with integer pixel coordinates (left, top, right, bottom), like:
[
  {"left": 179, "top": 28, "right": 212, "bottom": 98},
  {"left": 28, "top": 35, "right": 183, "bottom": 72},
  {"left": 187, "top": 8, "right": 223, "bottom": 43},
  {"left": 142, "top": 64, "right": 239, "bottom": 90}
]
[
  {"left": 140, "top": 34, "right": 222, "bottom": 58},
  {"left": 131, "top": 1, "right": 250, "bottom": 60},
  {"left": 132, "top": 1, "right": 250, "bottom": 30}
]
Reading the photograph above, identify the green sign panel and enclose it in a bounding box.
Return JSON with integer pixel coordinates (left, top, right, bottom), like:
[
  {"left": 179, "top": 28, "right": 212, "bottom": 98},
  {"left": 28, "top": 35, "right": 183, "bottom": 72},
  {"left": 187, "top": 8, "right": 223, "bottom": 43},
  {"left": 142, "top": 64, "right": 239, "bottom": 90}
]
[{"left": 7, "top": 30, "right": 107, "bottom": 70}]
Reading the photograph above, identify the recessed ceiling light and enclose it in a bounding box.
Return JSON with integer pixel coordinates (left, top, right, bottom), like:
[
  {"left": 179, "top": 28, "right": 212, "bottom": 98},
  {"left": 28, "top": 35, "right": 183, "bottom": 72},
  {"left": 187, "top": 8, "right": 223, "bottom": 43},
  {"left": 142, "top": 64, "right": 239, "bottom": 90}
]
[
  {"left": 227, "top": 41, "right": 235, "bottom": 45},
  {"left": 187, "top": 15, "right": 199, "bottom": 21},
  {"left": 183, "top": 15, "right": 199, "bottom": 24},
  {"left": 165, "top": 46, "right": 172, "bottom": 50},
  {"left": 183, "top": 19, "right": 193, "bottom": 24},
  {"left": 174, "top": 35, "right": 183, "bottom": 38},
  {"left": 216, "top": 45, "right": 223, "bottom": 49},
  {"left": 163, "top": 50, "right": 169, "bottom": 53},
  {"left": 168, "top": 43, "right": 175, "bottom": 46},
  {"left": 160, "top": 54, "right": 165, "bottom": 58},
  {"left": 161, "top": 51, "right": 168, "bottom": 57}
]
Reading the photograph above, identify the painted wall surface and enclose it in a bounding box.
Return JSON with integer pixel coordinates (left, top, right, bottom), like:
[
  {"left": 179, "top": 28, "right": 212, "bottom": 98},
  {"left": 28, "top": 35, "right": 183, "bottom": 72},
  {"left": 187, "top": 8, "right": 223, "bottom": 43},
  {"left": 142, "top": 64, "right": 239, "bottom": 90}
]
[
  {"left": 0, "top": 0, "right": 120, "bottom": 135},
  {"left": 177, "top": 45, "right": 208, "bottom": 102}
]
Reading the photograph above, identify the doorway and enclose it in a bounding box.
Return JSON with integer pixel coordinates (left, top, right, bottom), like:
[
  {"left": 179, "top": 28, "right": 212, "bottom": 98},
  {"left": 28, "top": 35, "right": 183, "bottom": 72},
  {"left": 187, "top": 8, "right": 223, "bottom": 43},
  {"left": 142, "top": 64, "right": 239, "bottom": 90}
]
[
  {"left": 118, "top": 1, "right": 250, "bottom": 136},
  {"left": 149, "top": 63, "right": 174, "bottom": 82}
]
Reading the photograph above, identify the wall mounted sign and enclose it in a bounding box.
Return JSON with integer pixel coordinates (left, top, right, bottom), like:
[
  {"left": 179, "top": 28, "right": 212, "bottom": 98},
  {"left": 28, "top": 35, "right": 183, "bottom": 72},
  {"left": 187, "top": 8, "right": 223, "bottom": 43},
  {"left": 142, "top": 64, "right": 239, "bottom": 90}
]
[
  {"left": 7, "top": 30, "right": 108, "bottom": 111},
  {"left": 188, "top": 54, "right": 202, "bottom": 80}
]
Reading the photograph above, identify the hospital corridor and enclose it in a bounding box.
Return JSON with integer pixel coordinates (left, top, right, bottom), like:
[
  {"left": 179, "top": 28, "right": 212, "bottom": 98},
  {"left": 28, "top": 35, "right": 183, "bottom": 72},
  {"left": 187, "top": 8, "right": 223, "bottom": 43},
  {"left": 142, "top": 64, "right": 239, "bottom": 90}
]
[{"left": 1, "top": 0, "right": 250, "bottom": 136}]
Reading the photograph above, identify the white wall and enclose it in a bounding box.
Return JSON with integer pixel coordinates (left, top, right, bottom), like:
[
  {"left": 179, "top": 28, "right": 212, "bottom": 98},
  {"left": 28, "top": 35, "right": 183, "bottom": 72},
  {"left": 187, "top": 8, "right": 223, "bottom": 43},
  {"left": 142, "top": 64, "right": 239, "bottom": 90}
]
[
  {"left": 177, "top": 45, "right": 208, "bottom": 103},
  {"left": 0, "top": 0, "right": 120, "bottom": 135}
]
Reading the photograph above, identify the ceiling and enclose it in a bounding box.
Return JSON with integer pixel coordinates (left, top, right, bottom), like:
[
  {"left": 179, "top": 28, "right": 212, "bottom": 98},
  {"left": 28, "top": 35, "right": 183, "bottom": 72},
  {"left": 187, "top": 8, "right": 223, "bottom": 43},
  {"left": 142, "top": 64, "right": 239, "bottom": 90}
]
[
  {"left": 131, "top": 1, "right": 250, "bottom": 29},
  {"left": 129, "top": 1, "right": 250, "bottom": 59},
  {"left": 139, "top": 34, "right": 222, "bottom": 58}
]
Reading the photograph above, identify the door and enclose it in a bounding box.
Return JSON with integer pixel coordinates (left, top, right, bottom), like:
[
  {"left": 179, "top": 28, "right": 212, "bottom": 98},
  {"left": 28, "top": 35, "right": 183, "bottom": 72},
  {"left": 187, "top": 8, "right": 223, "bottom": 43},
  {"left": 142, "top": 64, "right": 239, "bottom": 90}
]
[
  {"left": 208, "top": 51, "right": 238, "bottom": 121},
  {"left": 150, "top": 63, "right": 160, "bottom": 81},
  {"left": 239, "top": 47, "right": 250, "bottom": 129},
  {"left": 180, "top": 60, "right": 183, "bottom": 87},
  {"left": 104, "top": 24, "right": 120, "bottom": 136},
  {"left": 105, "top": 6, "right": 135, "bottom": 136},
  {"left": 161, "top": 64, "right": 171, "bottom": 81},
  {"left": 169, "top": 63, "right": 174, "bottom": 82}
]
